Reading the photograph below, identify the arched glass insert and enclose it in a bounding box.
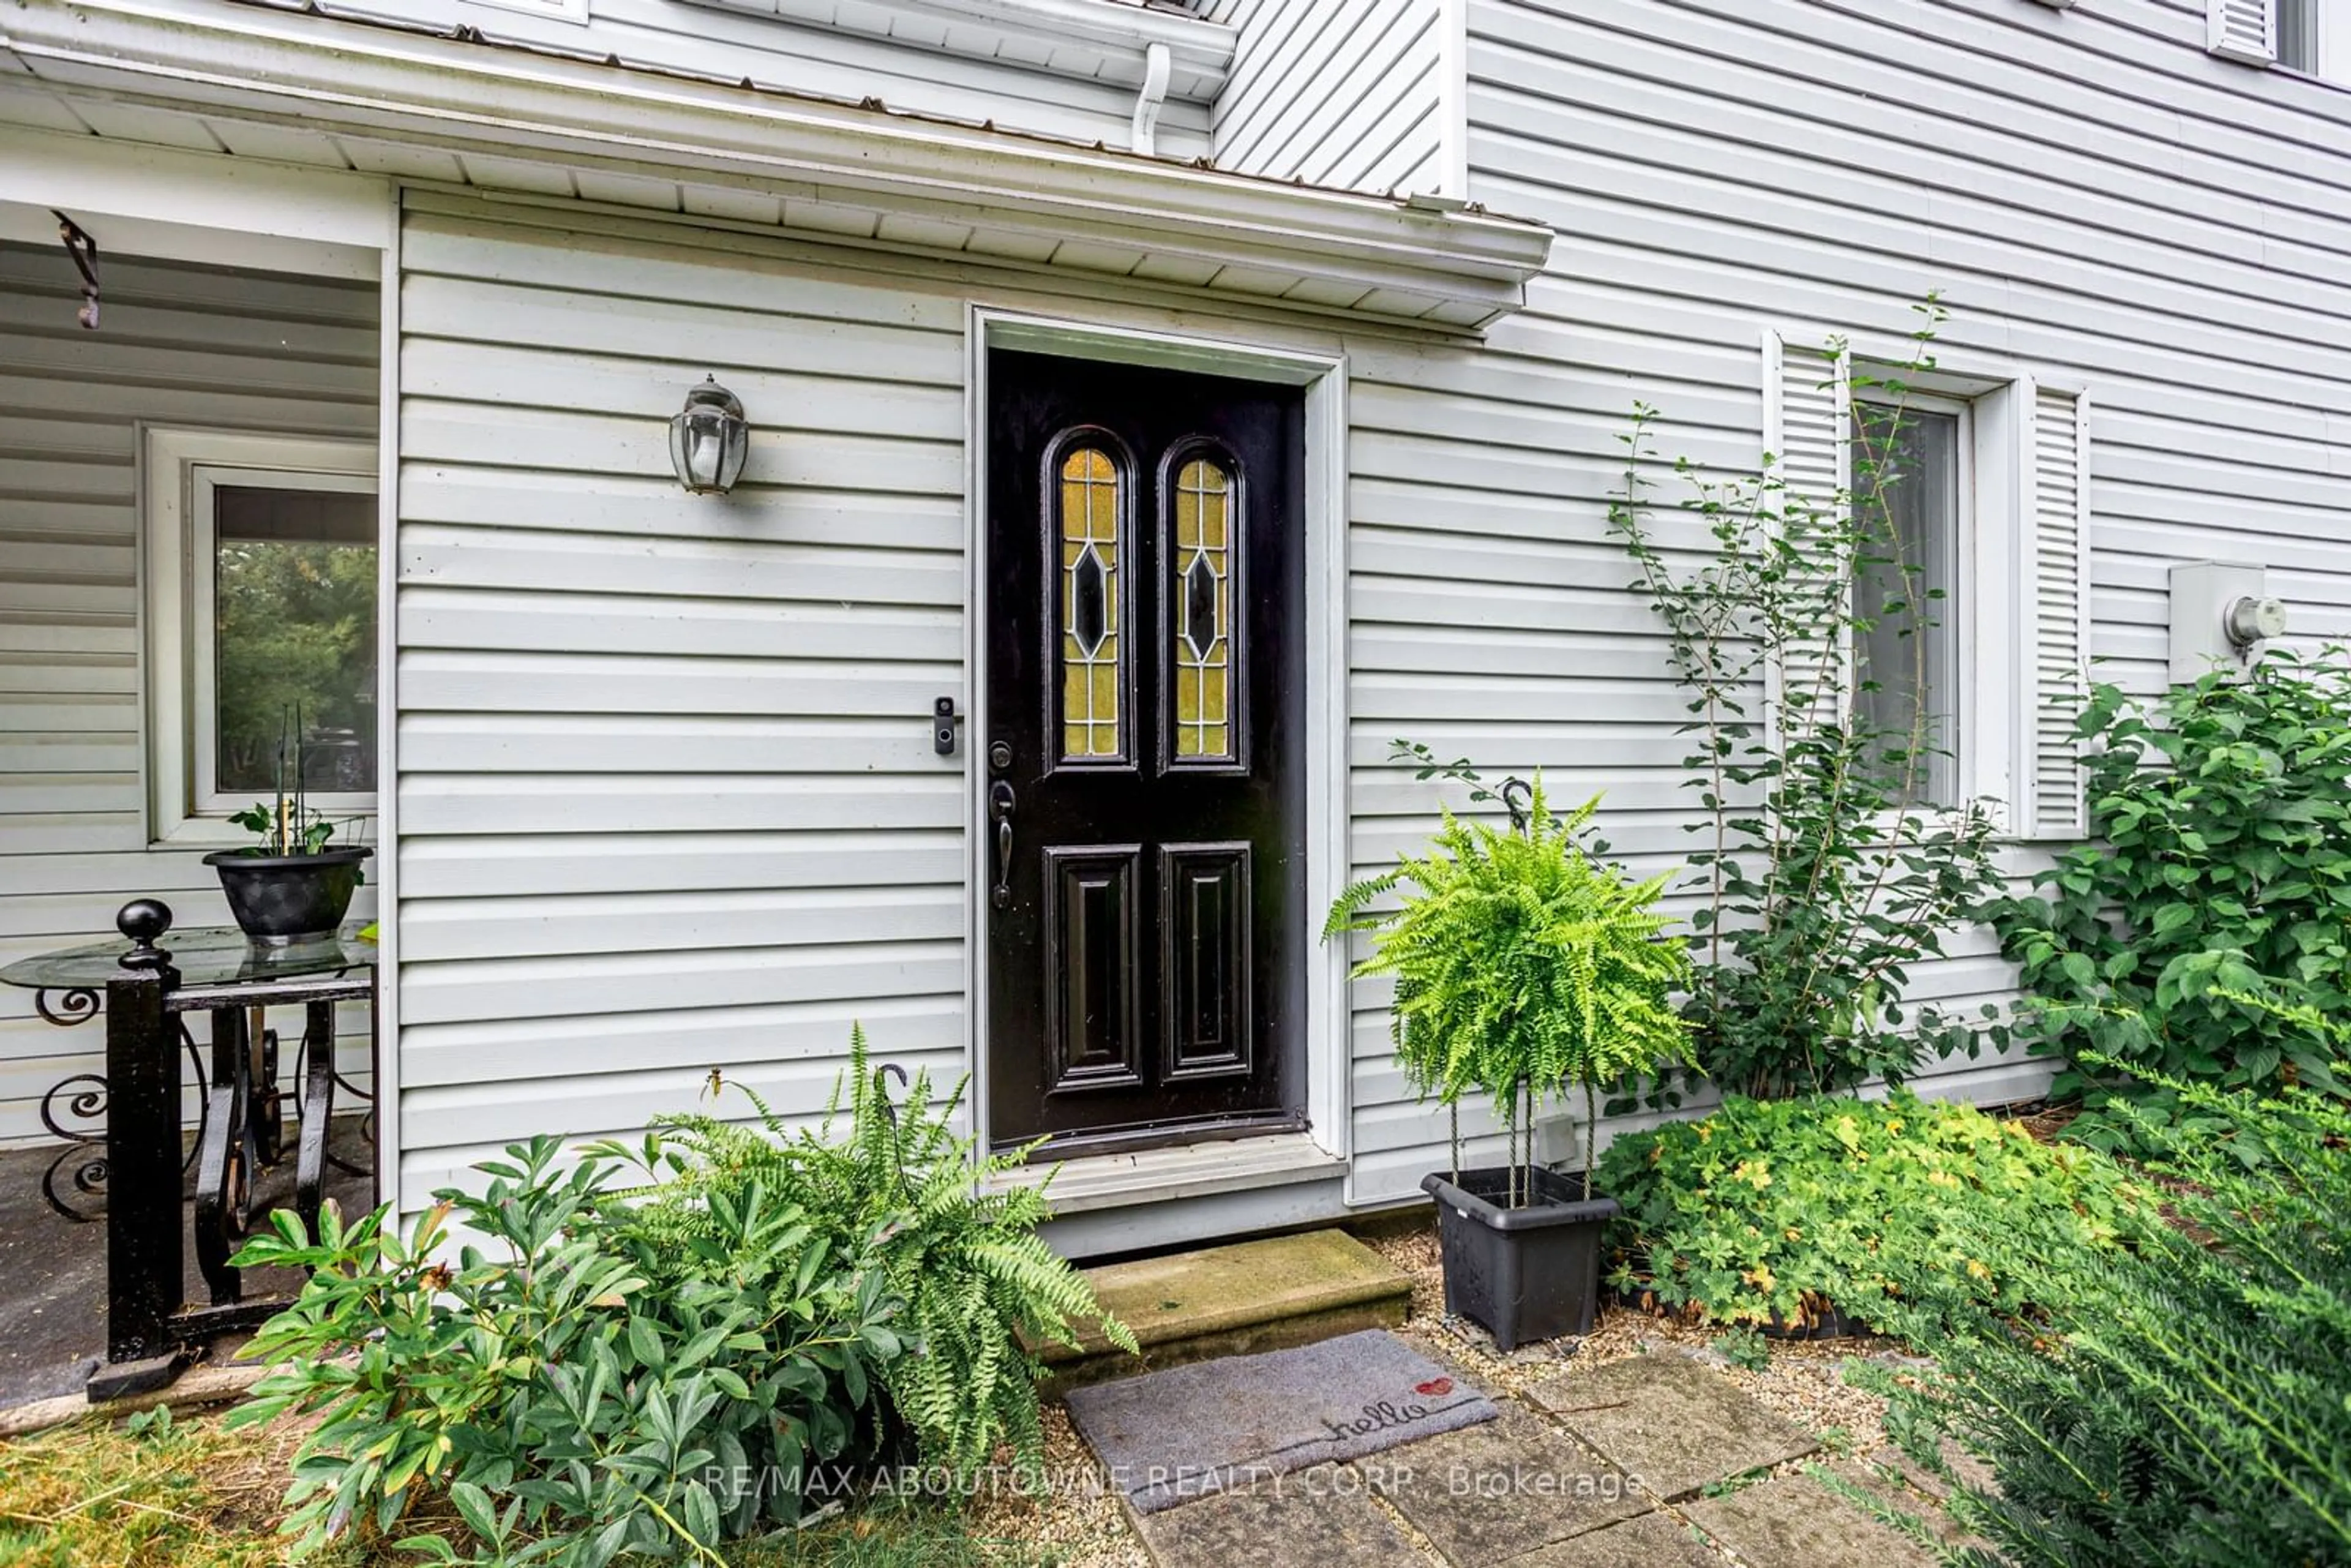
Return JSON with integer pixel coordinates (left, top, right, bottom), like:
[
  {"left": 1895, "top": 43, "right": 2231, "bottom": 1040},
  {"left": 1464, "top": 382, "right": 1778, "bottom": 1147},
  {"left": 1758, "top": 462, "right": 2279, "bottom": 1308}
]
[
  {"left": 1171, "top": 456, "right": 1234, "bottom": 761},
  {"left": 1059, "top": 445, "right": 1124, "bottom": 760}
]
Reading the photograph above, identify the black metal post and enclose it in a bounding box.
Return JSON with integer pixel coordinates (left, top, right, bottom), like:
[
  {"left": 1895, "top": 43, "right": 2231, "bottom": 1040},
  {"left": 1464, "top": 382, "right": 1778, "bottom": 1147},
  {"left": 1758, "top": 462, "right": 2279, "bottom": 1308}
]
[{"left": 94, "top": 899, "right": 182, "bottom": 1395}]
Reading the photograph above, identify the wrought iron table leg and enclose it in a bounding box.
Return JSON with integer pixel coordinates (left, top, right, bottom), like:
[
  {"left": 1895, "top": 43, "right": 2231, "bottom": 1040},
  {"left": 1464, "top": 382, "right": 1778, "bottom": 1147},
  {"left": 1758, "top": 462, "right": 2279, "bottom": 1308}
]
[
  {"left": 294, "top": 1000, "right": 335, "bottom": 1239},
  {"left": 252, "top": 1007, "right": 284, "bottom": 1169},
  {"left": 192, "top": 1007, "right": 246, "bottom": 1307}
]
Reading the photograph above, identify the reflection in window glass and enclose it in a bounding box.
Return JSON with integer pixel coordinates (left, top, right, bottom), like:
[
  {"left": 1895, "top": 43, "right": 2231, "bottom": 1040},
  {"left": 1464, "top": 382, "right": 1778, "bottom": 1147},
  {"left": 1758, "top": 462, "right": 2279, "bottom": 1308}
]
[
  {"left": 214, "top": 487, "right": 378, "bottom": 794},
  {"left": 1059, "top": 448, "right": 1123, "bottom": 760},
  {"left": 1851, "top": 403, "right": 1959, "bottom": 810},
  {"left": 2278, "top": 0, "right": 2317, "bottom": 72},
  {"left": 1171, "top": 458, "right": 1234, "bottom": 761}
]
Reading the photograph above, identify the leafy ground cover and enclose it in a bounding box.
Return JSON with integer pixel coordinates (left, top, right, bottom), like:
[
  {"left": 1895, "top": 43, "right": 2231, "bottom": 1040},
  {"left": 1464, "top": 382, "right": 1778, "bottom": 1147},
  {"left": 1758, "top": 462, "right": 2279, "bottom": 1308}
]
[{"left": 1597, "top": 1092, "right": 2139, "bottom": 1333}]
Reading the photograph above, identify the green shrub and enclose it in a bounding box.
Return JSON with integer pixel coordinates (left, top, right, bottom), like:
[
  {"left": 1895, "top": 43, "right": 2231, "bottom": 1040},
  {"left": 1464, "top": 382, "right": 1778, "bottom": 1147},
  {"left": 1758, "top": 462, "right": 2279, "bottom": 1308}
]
[
  {"left": 1596, "top": 1092, "right": 2135, "bottom": 1331},
  {"left": 1327, "top": 773, "right": 1694, "bottom": 1200},
  {"left": 1607, "top": 309, "right": 2009, "bottom": 1106},
  {"left": 628, "top": 1028, "right": 1134, "bottom": 1480},
  {"left": 1988, "top": 652, "right": 2351, "bottom": 1146},
  {"left": 1878, "top": 1045, "right": 2351, "bottom": 1567},
  {"left": 228, "top": 1135, "right": 899, "bottom": 1564}
]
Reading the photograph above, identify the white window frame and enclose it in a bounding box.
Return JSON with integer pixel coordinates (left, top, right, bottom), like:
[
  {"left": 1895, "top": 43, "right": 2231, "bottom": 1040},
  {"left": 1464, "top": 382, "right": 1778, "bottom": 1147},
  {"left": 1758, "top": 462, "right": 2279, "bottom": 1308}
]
[
  {"left": 143, "top": 426, "right": 381, "bottom": 847},
  {"left": 2296, "top": 0, "right": 2351, "bottom": 81},
  {"left": 1850, "top": 386, "right": 1976, "bottom": 816},
  {"left": 1842, "top": 359, "right": 2028, "bottom": 836},
  {"left": 2277, "top": 0, "right": 2323, "bottom": 73}
]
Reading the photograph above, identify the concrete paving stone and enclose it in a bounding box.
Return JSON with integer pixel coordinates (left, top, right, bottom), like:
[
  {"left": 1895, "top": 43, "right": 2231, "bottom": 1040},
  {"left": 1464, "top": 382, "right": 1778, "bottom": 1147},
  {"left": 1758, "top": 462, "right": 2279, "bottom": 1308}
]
[
  {"left": 1526, "top": 1352, "right": 1821, "bottom": 1501},
  {"left": 1127, "top": 1464, "right": 1425, "bottom": 1568},
  {"left": 1497, "top": 1509, "right": 1717, "bottom": 1567},
  {"left": 1682, "top": 1474, "right": 1943, "bottom": 1568},
  {"left": 1369, "top": 1401, "right": 1648, "bottom": 1564}
]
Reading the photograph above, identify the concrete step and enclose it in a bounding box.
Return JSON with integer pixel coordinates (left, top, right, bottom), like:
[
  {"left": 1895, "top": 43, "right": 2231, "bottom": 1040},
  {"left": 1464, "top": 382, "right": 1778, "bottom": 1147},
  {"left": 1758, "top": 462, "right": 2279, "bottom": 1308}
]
[{"left": 1040, "top": 1228, "right": 1412, "bottom": 1395}]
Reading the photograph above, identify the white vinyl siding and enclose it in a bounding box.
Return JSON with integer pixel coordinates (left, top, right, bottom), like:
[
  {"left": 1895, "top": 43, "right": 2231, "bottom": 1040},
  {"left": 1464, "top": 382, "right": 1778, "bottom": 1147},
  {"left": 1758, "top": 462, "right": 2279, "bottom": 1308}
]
[
  {"left": 1209, "top": 0, "right": 1453, "bottom": 196},
  {"left": 388, "top": 189, "right": 1539, "bottom": 1214},
  {"left": 390, "top": 193, "right": 973, "bottom": 1206},
  {"left": 0, "top": 242, "right": 380, "bottom": 1145},
  {"left": 1383, "top": 0, "right": 2351, "bottom": 1172}
]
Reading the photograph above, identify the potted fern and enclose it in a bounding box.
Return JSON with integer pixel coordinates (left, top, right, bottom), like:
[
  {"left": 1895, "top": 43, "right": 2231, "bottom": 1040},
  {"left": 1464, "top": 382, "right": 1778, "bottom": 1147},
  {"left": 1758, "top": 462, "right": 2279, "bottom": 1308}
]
[{"left": 1327, "top": 772, "right": 1693, "bottom": 1349}]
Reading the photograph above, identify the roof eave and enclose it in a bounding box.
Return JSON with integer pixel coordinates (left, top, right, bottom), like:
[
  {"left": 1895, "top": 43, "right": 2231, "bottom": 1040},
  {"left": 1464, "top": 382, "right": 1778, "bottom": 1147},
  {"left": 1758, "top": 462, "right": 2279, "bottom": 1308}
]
[{"left": 1, "top": 0, "right": 1552, "bottom": 331}]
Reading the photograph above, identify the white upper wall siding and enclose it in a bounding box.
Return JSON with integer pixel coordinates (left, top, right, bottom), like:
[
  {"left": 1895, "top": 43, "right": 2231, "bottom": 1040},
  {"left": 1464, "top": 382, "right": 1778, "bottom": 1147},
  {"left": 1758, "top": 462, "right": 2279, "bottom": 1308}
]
[
  {"left": 385, "top": 187, "right": 1534, "bottom": 1212},
  {"left": 0, "top": 242, "right": 380, "bottom": 1144},
  {"left": 1309, "top": 0, "right": 2351, "bottom": 1196},
  {"left": 391, "top": 193, "right": 976, "bottom": 1204},
  {"left": 1209, "top": 0, "right": 1456, "bottom": 197}
]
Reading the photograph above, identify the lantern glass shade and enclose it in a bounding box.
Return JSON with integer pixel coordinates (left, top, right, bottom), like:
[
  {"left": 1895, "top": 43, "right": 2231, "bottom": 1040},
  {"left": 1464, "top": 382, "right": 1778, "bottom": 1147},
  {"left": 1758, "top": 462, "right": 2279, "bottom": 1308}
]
[{"left": 669, "top": 377, "right": 749, "bottom": 493}]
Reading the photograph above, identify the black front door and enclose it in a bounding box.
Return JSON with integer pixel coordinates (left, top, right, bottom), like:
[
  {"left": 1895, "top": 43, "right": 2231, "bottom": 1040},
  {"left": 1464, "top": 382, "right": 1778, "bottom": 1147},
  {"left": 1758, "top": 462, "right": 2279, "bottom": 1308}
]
[{"left": 985, "top": 350, "right": 1305, "bottom": 1152}]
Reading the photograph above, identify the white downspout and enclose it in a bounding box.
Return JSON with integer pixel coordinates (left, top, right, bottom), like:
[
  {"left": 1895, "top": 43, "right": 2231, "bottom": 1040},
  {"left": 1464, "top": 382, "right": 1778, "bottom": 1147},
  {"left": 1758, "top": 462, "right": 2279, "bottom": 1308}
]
[{"left": 1131, "top": 40, "right": 1171, "bottom": 157}]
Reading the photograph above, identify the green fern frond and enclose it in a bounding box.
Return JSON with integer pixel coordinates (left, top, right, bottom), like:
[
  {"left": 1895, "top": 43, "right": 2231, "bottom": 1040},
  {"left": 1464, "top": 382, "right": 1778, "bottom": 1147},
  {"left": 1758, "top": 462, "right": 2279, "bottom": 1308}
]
[{"left": 631, "top": 1024, "right": 1131, "bottom": 1477}]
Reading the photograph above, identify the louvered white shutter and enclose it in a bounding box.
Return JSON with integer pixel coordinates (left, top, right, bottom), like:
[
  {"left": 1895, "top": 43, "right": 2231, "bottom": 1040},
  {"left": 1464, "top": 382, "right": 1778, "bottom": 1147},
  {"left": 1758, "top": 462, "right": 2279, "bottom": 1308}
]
[
  {"left": 2210, "top": 0, "right": 2277, "bottom": 64},
  {"left": 2015, "top": 385, "right": 2091, "bottom": 839},
  {"left": 1761, "top": 332, "right": 1851, "bottom": 743}
]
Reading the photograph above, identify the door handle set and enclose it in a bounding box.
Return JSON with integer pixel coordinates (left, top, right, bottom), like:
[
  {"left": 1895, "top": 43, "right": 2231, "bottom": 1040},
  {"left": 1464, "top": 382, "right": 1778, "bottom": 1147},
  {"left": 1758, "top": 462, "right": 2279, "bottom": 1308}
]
[{"left": 989, "top": 780, "right": 1016, "bottom": 909}]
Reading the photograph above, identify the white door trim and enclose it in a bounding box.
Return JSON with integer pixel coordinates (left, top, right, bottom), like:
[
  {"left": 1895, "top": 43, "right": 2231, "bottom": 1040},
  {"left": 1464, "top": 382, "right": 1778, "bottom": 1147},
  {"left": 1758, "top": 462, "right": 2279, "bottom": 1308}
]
[{"left": 965, "top": 308, "right": 1351, "bottom": 1166}]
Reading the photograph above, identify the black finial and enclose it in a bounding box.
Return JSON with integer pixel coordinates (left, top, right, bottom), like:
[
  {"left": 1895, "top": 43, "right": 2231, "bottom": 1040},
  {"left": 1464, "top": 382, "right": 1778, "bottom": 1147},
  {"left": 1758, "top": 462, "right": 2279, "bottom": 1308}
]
[{"left": 116, "top": 899, "right": 173, "bottom": 971}]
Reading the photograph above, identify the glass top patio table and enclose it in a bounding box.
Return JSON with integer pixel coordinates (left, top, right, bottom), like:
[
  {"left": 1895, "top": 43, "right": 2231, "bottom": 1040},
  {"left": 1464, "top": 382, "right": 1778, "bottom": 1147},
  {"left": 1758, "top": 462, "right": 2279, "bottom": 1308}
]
[{"left": 0, "top": 923, "right": 376, "bottom": 994}]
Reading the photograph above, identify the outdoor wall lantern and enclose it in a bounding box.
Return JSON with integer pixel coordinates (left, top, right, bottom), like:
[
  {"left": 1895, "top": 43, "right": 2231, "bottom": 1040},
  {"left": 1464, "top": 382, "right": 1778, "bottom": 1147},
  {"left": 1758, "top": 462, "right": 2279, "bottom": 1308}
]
[{"left": 669, "top": 375, "right": 749, "bottom": 494}]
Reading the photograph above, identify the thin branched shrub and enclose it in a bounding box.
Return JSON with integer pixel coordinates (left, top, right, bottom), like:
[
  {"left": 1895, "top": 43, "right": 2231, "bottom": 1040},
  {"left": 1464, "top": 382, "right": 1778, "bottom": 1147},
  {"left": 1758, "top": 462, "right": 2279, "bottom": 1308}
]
[{"left": 1608, "top": 301, "right": 2006, "bottom": 1103}]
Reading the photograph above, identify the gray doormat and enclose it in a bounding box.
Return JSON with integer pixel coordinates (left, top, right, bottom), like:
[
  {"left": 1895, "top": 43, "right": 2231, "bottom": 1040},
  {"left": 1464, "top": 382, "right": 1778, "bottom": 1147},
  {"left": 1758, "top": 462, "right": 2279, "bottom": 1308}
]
[{"left": 1063, "top": 1329, "right": 1499, "bottom": 1513}]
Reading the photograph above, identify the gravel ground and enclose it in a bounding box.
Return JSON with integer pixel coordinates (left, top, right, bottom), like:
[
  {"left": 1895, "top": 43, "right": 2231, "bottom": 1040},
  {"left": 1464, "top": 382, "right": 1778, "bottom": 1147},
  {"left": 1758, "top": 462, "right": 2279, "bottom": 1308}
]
[
  {"left": 976, "top": 1213, "right": 1927, "bottom": 1566},
  {"left": 964, "top": 1404, "right": 1149, "bottom": 1568},
  {"left": 1362, "top": 1218, "right": 1899, "bottom": 1454}
]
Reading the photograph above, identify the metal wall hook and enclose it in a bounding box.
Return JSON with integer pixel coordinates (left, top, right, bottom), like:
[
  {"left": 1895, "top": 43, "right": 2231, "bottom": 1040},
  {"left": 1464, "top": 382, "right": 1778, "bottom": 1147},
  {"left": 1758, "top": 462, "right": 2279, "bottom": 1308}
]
[
  {"left": 1500, "top": 776, "right": 1533, "bottom": 836},
  {"left": 51, "top": 211, "right": 100, "bottom": 331}
]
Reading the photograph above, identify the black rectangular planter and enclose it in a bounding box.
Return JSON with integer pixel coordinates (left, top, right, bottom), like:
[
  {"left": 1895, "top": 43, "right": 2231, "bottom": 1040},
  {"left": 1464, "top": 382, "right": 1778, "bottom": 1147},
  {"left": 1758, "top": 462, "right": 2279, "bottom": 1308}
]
[{"left": 1423, "top": 1166, "right": 1620, "bottom": 1352}]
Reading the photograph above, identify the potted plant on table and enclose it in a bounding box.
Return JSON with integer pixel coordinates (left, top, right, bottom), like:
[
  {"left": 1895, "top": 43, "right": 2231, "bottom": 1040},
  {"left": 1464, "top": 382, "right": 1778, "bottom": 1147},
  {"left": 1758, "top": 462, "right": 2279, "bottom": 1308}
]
[
  {"left": 204, "top": 708, "right": 371, "bottom": 946},
  {"left": 1327, "top": 771, "right": 1693, "bottom": 1349}
]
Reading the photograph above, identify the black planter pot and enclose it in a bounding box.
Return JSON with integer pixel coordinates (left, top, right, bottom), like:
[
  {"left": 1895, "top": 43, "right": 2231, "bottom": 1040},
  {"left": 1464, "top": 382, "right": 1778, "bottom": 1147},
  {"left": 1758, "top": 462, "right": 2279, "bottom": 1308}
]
[
  {"left": 1423, "top": 1166, "right": 1620, "bottom": 1352},
  {"left": 203, "top": 846, "right": 372, "bottom": 945}
]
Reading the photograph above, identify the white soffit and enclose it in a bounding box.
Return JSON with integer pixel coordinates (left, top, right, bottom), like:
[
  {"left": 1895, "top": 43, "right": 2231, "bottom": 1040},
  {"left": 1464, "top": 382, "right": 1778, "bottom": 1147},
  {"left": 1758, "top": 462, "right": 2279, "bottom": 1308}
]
[{"left": 0, "top": 0, "right": 1551, "bottom": 331}]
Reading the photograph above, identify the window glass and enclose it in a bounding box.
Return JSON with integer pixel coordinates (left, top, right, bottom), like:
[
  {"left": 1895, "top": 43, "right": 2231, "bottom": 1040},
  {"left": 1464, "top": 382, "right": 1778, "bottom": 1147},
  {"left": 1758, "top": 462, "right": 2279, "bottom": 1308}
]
[
  {"left": 1851, "top": 403, "right": 1960, "bottom": 810},
  {"left": 1170, "top": 457, "right": 1235, "bottom": 762},
  {"left": 1058, "top": 447, "right": 1124, "bottom": 760},
  {"left": 2279, "top": 0, "right": 2318, "bottom": 72},
  {"left": 212, "top": 486, "right": 378, "bottom": 795}
]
